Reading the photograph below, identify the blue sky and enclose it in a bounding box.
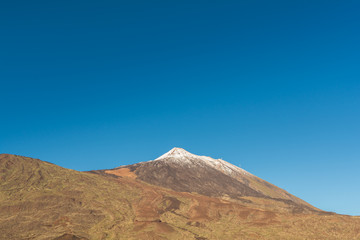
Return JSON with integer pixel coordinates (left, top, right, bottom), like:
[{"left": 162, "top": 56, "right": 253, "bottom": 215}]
[{"left": 1, "top": 1, "right": 359, "bottom": 215}]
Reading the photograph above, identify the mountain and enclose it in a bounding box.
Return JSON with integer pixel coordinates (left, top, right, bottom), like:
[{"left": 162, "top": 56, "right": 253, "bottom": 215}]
[
  {"left": 1, "top": 152, "right": 360, "bottom": 240},
  {"left": 102, "top": 147, "right": 315, "bottom": 213}
]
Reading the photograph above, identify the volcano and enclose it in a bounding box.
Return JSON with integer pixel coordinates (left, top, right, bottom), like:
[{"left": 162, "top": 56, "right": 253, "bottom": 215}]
[
  {"left": 103, "top": 147, "right": 314, "bottom": 212},
  {"left": 1, "top": 151, "right": 359, "bottom": 240}
]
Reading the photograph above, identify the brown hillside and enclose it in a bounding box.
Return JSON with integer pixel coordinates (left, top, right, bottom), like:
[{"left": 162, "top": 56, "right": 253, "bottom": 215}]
[{"left": 0, "top": 154, "right": 359, "bottom": 240}]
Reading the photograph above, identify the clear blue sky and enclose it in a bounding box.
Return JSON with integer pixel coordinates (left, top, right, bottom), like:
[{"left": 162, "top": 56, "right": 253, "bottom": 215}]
[{"left": 1, "top": 1, "right": 359, "bottom": 215}]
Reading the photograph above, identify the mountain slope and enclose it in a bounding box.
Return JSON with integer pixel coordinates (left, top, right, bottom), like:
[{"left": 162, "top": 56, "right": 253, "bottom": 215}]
[
  {"left": 0, "top": 154, "right": 140, "bottom": 239},
  {"left": 1, "top": 153, "right": 360, "bottom": 240},
  {"left": 105, "top": 148, "right": 314, "bottom": 212}
]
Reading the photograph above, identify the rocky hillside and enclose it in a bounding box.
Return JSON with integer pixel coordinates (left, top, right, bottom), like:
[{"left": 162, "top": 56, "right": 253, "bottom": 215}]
[
  {"left": 1, "top": 153, "right": 360, "bottom": 240},
  {"left": 105, "top": 148, "right": 315, "bottom": 212}
]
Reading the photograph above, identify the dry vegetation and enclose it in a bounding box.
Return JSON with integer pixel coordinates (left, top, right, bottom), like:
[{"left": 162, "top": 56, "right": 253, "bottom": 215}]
[{"left": 1, "top": 154, "right": 359, "bottom": 240}]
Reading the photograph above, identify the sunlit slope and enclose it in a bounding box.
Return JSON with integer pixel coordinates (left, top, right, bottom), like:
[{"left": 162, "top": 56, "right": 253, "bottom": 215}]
[
  {"left": 0, "top": 154, "right": 140, "bottom": 239},
  {"left": 112, "top": 148, "right": 315, "bottom": 210},
  {"left": 1, "top": 154, "right": 360, "bottom": 240}
]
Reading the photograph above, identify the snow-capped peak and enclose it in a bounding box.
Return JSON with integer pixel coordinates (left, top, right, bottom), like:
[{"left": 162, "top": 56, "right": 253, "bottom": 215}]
[
  {"left": 154, "top": 147, "right": 250, "bottom": 176},
  {"left": 155, "top": 147, "right": 197, "bottom": 160}
]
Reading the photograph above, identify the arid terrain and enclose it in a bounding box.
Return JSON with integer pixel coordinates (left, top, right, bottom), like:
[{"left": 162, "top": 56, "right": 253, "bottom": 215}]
[{"left": 1, "top": 150, "right": 359, "bottom": 240}]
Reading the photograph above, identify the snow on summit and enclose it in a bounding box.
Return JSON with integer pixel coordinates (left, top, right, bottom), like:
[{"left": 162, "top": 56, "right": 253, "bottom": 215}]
[
  {"left": 154, "top": 147, "right": 249, "bottom": 175},
  {"left": 155, "top": 147, "right": 197, "bottom": 160}
]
